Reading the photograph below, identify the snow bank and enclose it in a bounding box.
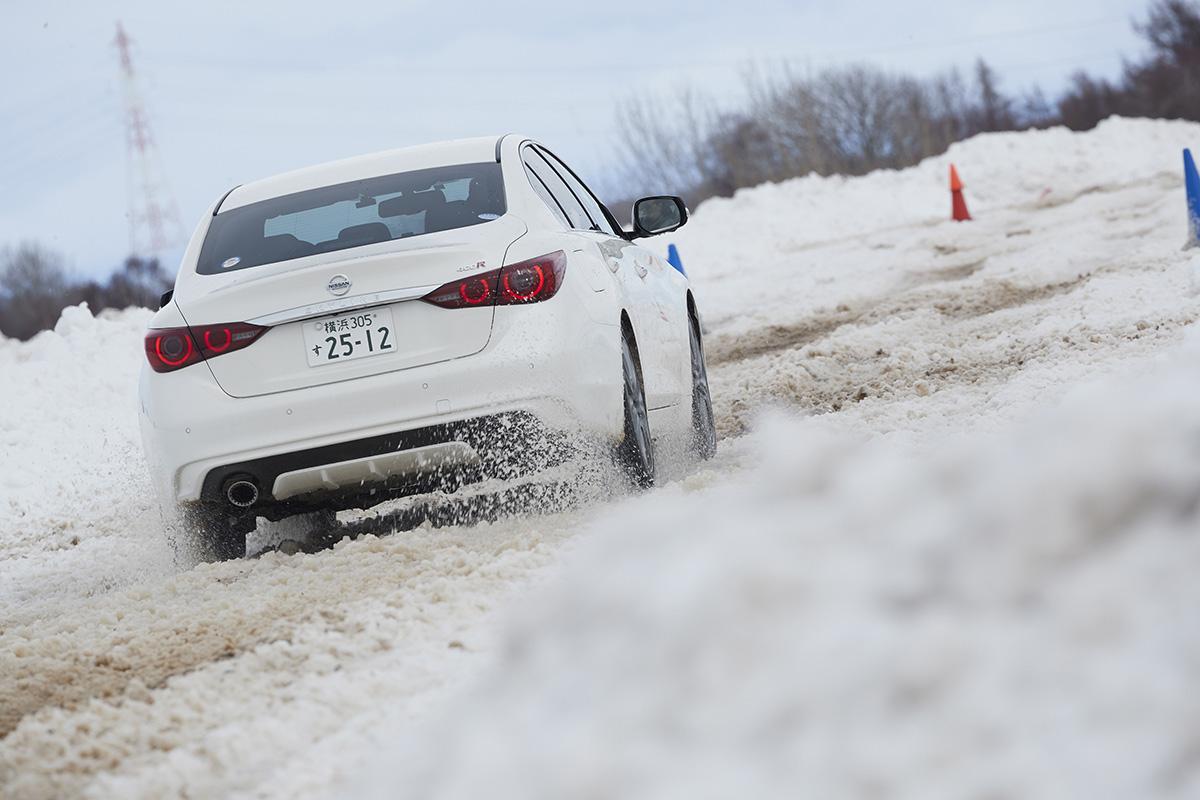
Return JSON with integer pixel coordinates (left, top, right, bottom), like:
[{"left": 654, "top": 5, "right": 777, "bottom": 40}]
[
  {"left": 676, "top": 116, "right": 1192, "bottom": 273},
  {"left": 358, "top": 327, "right": 1200, "bottom": 800},
  {"left": 0, "top": 304, "right": 173, "bottom": 623},
  {"left": 670, "top": 117, "right": 1200, "bottom": 437},
  {"left": 0, "top": 304, "right": 153, "bottom": 555},
  {"left": 667, "top": 117, "right": 1199, "bottom": 331}
]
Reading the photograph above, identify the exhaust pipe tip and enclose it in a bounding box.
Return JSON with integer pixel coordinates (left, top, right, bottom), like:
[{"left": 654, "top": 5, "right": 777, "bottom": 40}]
[{"left": 223, "top": 476, "right": 260, "bottom": 508}]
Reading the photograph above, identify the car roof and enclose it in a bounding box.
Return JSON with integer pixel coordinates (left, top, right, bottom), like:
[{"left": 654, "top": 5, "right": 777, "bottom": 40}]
[{"left": 219, "top": 135, "right": 506, "bottom": 212}]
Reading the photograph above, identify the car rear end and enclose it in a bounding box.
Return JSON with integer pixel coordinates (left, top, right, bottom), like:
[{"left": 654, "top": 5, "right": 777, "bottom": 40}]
[{"left": 139, "top": 140, "right": 621, "bottom": 533}]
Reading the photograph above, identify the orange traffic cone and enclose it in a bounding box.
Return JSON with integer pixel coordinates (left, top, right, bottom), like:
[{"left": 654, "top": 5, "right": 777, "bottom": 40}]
[{"left": 950, "top": 164, "right": 972, "bottom": 222}]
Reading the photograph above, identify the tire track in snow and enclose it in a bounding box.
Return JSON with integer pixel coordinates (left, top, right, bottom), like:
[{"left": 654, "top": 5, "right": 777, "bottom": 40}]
[
  {"left": 0, "top": 519, "right": 570, "bottom": 797},
  {"left": 704, "top": 257, "right": 991, "bottom": 367},
  {"left": 707, "top": 271, "right": 1195, "bottom": 437},
  {"left": 699, "top": 172, "right": 1198, "bottom": 436},
  {"left": 0, "top": 516, "right": 563, "bottom": 735}
]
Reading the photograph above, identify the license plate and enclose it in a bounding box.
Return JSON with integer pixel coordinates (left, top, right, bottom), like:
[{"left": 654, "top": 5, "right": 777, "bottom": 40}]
[{"left": 303, "top": 308, "right": 396, "bottom": 367}]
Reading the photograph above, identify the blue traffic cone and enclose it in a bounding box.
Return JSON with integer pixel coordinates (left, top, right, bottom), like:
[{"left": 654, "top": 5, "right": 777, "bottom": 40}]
[
  {"left": 666, "top": 243, "right": 686, "bottom": 276},
  {"left": 1185, "top": 148, "right": 1200, "bottom": 248}
]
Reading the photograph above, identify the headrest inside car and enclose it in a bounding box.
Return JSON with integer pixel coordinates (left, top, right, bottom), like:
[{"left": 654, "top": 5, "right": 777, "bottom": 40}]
[
  {"left": 378, "top": 189, "right": 446, "bottom": 217},
  {"left": 336, "top": 222, "right": 392, "bottom": 245}
]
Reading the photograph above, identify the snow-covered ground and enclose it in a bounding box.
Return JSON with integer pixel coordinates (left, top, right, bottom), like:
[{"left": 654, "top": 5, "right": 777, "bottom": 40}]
[{"left": 3, "top": 117, "right": 1200, "bottom": 798}]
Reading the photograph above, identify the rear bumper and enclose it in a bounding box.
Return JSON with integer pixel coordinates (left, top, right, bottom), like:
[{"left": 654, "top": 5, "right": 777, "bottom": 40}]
[
  {"left": 139, "top": 300, "right": 623, "bottom": 506},
  {"left": 196, "top": 411, "right": 567, "bottom": 520}
]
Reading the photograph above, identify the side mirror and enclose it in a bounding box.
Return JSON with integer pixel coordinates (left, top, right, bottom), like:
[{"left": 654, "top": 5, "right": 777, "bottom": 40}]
[{"left": 632, "top": 196, "right": 688, "bottom": 238}]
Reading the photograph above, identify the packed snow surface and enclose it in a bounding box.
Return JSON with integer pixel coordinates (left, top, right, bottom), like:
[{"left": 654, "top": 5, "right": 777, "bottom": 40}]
[{"left": 3, "top": 117, "right": 1200, "bottom": 798}]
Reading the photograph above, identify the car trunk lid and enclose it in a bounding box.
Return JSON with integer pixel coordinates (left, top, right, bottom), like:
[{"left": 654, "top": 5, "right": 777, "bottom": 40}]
[{"left": 174, "top": 219, "right": 523, "bottom": 398}]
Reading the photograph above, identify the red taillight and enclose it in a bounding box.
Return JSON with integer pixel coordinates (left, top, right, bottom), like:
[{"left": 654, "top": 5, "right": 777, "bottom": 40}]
[
  {"left": 203, "top": 327, "right": 233, "bottom": 353},
  {"left": 501, "top": 263, "right": 546, "bottom": 302},
  {"left": 145, "top": 322, "right": 269, "bottom": 373},
  {"left": 458, "top": 275, "right": 493, "bottom": 306},
  {"left": 422, "top": 251, "right": 567, "bottom": 309},
  {"left": 152, "top": 331, "right": 195, "bottom": 369},
  {"left": 499, "top": 251, "right": 566, "bottom": 304}
]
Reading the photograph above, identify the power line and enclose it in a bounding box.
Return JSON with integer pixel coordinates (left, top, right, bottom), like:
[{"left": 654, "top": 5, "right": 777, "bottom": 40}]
[
  {"left": 1000, "top": 51, "right": 1128, "bottom": 74},
  {"left": 801, "top": 16, "right": 1130, "bottom": 59}
]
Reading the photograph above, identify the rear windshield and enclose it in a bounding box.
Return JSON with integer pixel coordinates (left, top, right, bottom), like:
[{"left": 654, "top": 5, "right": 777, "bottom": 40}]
[{"left": 197, "top": 162, "right": 505, "bottom": 274}]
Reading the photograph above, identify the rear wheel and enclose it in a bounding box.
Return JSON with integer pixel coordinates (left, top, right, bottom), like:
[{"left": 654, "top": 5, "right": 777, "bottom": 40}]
[
  {"left": 179, "top": 504, "right": 250, "bottom": 562},
  {"left": 689, "top": 313, "right": 717, "bottom": 459},
  {"left": 615, "top": 329, "right": 655, "bottom": 488}
]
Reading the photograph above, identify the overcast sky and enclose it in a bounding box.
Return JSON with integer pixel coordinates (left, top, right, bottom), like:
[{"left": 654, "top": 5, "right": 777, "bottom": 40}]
[{"left": 1, "top": 0, "right": 1152, "bottom": 279}]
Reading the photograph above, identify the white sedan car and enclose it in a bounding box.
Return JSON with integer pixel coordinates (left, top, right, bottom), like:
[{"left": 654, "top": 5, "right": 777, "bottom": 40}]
[{"left": 140, "top": 135, "right": 715, "bottom": 560}]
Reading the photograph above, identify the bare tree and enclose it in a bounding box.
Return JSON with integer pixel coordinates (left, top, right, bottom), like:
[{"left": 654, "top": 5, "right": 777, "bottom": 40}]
[
  {"left": 0, "top": 244, "right": 172, "bottom": 340},
  {"left": 1056, "top": 0, "right": 1200, "bottom": 127},
  {"left": 104, "top": 256, "right": 171, "bottom": 309},
  {"left": 0, "top": 243, "right": 74, "bottom": 340},
  {"left": 1058, "top": 72, "right": 1122, "bottom": 130},
  {"left": 607, "top": 59, "right": 1022, "bottom": 209},
  {"left": 1018, "top": 87, "right": 1056, "bottom": 128},
  {"left": 971, "top": 60, "right": 1016, "bottom": 133},
  {"left": 743, "top": 62, "right": 830, "bottom": 176},
  {"left": 1136, "top": 0, "right": 1200, "bottom": 60},
  {"left": 814, "top": 66, "right": 914, "bottom": 172},
  {"left": 611, "top": 88, "right": 721, "bottom": 200}
]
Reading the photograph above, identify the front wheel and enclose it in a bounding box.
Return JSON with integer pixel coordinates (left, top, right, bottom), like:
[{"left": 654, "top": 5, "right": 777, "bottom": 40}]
[
  {"left": 615, "top": 330, "right": 655, "bottom": 488},
  {"left": 689, "top": 313, "right": 717, "bottom": 459}
]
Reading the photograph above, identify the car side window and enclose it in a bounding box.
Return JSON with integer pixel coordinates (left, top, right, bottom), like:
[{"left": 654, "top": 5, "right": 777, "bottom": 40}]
[
  {"left": 522, "top": 147, "right": 593, "bottom": 231},
  {"left": 522, "top": 151, "right": 571, "bottom": 228},
  {"left": 536, "top": 147, "right": 619, "bottom": 237}
]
